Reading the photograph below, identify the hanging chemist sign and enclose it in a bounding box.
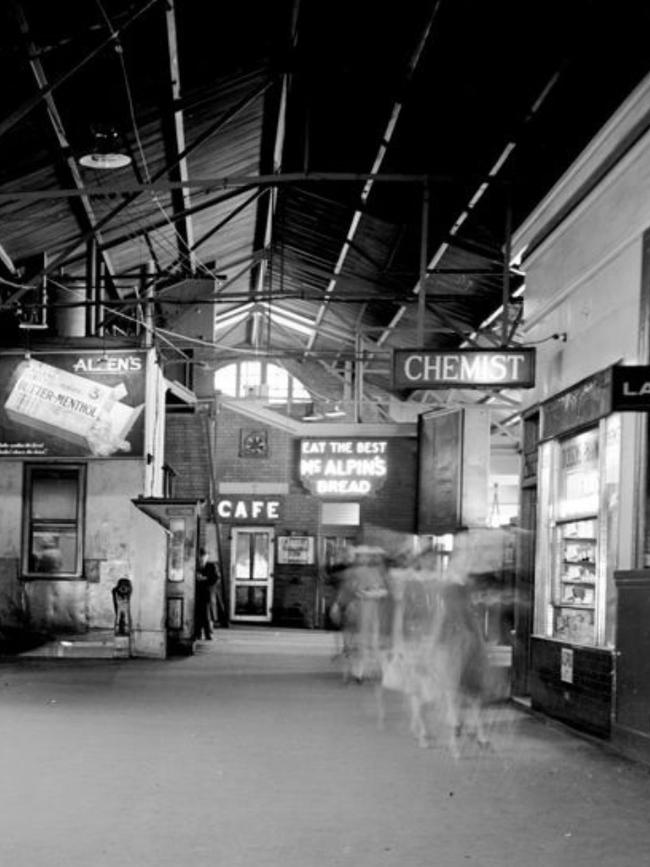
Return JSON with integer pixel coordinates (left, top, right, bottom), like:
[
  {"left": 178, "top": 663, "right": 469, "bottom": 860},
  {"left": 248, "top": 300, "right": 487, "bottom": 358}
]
[
  {"left": 392, "top": 348, "right": 536, "bottom": 390},
  {"left": 300, "top": 438, "right": 388, "bottom": 496}
]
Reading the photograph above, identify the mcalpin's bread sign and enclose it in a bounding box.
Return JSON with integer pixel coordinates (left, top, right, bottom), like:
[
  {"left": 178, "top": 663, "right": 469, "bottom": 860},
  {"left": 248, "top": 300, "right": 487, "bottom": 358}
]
[
  {"left": 0, "top": 351, "right": 146, "bottom": 458},
  {"left": 300, "top": 438, "right": 388, "bottom": 496}
]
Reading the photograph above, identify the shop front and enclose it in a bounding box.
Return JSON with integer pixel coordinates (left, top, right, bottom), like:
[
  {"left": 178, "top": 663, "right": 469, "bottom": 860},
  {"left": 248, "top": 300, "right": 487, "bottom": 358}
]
[
  {"left": 529, "top": 369, "right": 620, "bottom": 736},
  {"left": 207, "top": 409, "right": 418, "bottom": 628}
]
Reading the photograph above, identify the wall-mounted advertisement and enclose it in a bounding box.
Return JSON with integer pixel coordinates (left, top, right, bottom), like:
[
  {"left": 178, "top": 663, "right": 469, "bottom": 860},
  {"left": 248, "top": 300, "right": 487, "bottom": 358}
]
[
  {"left": 300, "top": 438, "right": 388, "bottom": 496},
  {"left": 0, "top": 351, "right": 146, "bottom": 458}
]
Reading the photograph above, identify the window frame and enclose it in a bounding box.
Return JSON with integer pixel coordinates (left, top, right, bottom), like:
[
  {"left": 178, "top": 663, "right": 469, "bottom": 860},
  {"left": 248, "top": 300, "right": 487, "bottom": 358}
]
[{"left": 22, "top": 463, "right": 86, "bottom": 579}]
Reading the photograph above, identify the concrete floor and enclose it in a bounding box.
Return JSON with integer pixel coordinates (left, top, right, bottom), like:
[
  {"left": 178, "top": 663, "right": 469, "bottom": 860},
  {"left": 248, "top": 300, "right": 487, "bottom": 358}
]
[{"left": 1, "top": 628, "right": 650, "bottom": 867}]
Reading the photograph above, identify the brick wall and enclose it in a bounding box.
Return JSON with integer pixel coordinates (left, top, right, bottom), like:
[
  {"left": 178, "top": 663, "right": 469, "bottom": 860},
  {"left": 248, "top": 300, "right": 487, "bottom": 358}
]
[
  {"left": 530, "top": 637, "right": 614, "bottom": 738},
  {"left": 166, "top": 406, "right": 418, "bottom": 627},
  {"left": 165, "top": 411, "right": 212, "bottom": 500}
]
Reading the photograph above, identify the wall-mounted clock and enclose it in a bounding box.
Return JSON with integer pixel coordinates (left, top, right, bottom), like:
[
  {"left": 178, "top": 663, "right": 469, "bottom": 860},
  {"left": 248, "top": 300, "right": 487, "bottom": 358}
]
[{"left": 240, "top": 428, "right": 269, "bottom": 457}]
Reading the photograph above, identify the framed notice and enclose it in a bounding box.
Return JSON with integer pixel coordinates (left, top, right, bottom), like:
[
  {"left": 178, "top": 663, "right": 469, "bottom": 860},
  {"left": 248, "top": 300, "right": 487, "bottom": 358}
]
[{"left": 277, "top": 535, "right": 315, "bottom": 565}]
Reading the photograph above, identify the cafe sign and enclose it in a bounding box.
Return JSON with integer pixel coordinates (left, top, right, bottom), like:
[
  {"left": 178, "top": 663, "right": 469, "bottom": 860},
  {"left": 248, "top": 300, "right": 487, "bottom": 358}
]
[
  {"left": 216, "top": 497, "right": 282, "bottom": 521},
  {"left": 300, "top": 438, "right": 388, "bottom": 496},
  {"left": 393, "top": 348, "right": 536, "bottom": 390}
]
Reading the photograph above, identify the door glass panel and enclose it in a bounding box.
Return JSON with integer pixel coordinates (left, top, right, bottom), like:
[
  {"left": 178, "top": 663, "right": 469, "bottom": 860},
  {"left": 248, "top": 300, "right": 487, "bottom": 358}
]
[
  {"left": 234, "top": 586, "right": 268, "bottom": 617},
  {"left": 252, "top": 533, "right": 270, "bottom": 579},
  {"left": 235, "top": 532, "right": 252, "bottom": 579}
]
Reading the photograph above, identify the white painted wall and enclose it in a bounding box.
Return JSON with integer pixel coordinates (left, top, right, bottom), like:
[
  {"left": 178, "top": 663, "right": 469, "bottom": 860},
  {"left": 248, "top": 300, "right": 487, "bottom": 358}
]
[{"left": 513, "top": 73, "right": 650, "bottom": 642}]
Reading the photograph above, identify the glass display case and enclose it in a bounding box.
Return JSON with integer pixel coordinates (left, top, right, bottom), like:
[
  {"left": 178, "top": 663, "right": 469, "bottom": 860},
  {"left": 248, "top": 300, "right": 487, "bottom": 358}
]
[{"left": 553, "top": 518, "right": 597, "bottom": 645}]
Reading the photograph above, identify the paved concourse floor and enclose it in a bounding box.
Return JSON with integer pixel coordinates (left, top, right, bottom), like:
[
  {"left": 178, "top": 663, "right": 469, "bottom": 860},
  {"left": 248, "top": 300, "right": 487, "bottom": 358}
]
[{"left": 1, "top": 627, "right": 650, "bottom": 867}]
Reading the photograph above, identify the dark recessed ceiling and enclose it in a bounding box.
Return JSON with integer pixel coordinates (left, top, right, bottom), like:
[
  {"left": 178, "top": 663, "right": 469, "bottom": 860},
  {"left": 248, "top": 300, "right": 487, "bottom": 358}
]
[{"left": 0, "top": 0, "right": 648, "bottom": 409}]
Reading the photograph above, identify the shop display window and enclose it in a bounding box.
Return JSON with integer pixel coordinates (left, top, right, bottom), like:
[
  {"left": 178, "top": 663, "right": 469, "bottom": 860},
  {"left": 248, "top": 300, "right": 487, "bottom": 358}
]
[
  {"left": 551, "top": 429, "right": 599, "bottom": 646},
  {"left": 553, "top": 518, "right": 597, "bottom": 645}
]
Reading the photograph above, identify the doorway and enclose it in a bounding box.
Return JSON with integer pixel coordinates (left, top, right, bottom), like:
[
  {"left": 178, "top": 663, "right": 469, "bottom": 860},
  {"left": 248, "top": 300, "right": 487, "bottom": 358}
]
[{"left": 230, "top": 526, "right": 275, "bottom": 622}]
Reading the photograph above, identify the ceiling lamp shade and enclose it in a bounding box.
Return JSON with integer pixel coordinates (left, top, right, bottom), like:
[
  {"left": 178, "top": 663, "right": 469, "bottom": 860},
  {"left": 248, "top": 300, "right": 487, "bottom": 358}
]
[{"left": 79, "top": 127, "right": 131, "bottom": 170}]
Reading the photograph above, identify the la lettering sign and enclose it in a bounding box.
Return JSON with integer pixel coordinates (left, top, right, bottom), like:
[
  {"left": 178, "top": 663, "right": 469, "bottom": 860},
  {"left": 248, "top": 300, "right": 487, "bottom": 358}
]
[
  {"left": 300, "top": 438, "right": 388, "bottom": 496},
  {"left": 216, "top": 498, "right": 281, "bottom": 521},
  {"left": 393, "top": 348, "right": 536, "bottom": 389},
  {"left": 611, "top": 365, "right": 650, "bottom": 411}
]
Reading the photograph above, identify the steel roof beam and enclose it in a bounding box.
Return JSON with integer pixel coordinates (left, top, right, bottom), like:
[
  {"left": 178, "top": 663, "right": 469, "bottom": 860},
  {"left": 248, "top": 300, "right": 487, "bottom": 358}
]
[
  {"left": 162, "top": 0, "right": 195, "bottom": 270},
  {"left": 61, "top": 186, "right": 259, "bottom": 264},
  {"left": 0, "top": 0, "right": 160, "bottom": 143},
  {"left": 2, "top": 73, "right": 280, "bottom": 309},
  {"left": 302, "top": 3, "right": 441, "bottom": 355},
  {"left": 10, "top": 1, "right": 117, "bottom": 291}
]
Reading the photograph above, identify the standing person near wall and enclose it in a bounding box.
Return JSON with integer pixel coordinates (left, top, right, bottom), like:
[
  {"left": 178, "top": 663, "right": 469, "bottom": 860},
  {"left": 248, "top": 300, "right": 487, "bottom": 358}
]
[
  {"left": 209, "top": 557, "right": 229, "bottom": 629},
  {"left": 195, "top": 547, "right": 214, "bottom": 641}
]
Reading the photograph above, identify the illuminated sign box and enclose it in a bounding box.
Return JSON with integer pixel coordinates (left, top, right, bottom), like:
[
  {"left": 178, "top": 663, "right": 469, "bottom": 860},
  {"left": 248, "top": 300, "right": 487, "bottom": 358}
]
[
  {"left": 393, "top": 348, "right": 536, "bottom": 390},
  {"left": 300, "top": 438, "right": 388, "bottom": 497}
]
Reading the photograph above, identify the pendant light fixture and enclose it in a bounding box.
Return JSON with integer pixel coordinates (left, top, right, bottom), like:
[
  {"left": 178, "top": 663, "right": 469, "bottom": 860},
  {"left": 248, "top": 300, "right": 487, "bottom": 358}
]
[{"left": 79, "top": 126, "right": 132, "bottom": 170}]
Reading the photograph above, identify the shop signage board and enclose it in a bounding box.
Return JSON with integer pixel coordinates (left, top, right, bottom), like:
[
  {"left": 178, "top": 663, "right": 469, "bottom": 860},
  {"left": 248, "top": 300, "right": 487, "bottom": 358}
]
[
  {"left": 541, "top": 366, "right": 612, "bottom": 441},
  {"left": 610, "top": 364, "right": 650, "bottom": 411},
  {"left": 300, "top": 438, "right": 388, "bottom": 496},
  {"left": 216, "top": 497, "right": 282, "bottom": 521},
  {"left": 392, "top": 348, "right": 536, "bottom": 390},
  {"left": 0, "top": 350, "right": 146, "bottom": 458}
]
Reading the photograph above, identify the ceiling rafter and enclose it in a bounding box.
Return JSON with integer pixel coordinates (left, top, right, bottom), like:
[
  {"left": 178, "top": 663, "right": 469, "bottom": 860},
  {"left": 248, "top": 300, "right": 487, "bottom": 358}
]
[
  {"left": 1, "top": 71, "right": 281, "bottom": 309},
  {"left": 162, "top": 0, "right": 195, "bottom": 269},
  {"left": 0, "top": 0, "right": 161, "bottom": 144},
  {"left": 10, "top": 0, "right": 117, "bottom": 288},
  {"left": 63, "top": 185, "right": 259, "bottom": 264},
  {"left": 375, "top": 64, "right": 566, "bottom": 351},
  {"left": 303, "top": 1, "right": 441, "bottom": 355}
]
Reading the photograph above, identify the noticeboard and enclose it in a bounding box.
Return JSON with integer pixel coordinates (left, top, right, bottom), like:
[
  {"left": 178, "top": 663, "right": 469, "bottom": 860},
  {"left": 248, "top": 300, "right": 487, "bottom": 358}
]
[{"left": 277, "top": 536, "right": 315, "bottom": 565}]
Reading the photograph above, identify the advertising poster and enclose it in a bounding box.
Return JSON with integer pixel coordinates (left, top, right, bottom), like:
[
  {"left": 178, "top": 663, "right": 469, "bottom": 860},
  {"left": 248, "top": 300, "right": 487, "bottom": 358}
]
[
  {"left": 0, "top": 351, "right": 146, "bottom": 458},
  {"left": 299, "top": 438, "right": 388, "bottom": 497}
]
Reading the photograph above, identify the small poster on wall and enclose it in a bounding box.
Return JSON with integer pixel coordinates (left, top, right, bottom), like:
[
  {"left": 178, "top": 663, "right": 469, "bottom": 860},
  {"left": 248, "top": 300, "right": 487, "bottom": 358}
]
[
  {"left": 277, "top": 535, "right": 315, "bottom": 565},
  {"left": 560, "top": 647, "right": 574, "bottom": 684}
]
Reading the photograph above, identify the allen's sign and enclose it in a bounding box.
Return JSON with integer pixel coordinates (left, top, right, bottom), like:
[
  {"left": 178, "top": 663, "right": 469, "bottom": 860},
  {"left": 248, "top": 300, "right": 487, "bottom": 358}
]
[
  {"left": 611, "top": 365, "right": 650, "bottom": 411},
  {"left": 0, "top": 350, "right": 146, "bottom": 458},
  {"left": 300, "top": 438, "right": 388, "bottom": 496},
  {"left": 393, "top": 348, "right": 536, "bottom": 390}
]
